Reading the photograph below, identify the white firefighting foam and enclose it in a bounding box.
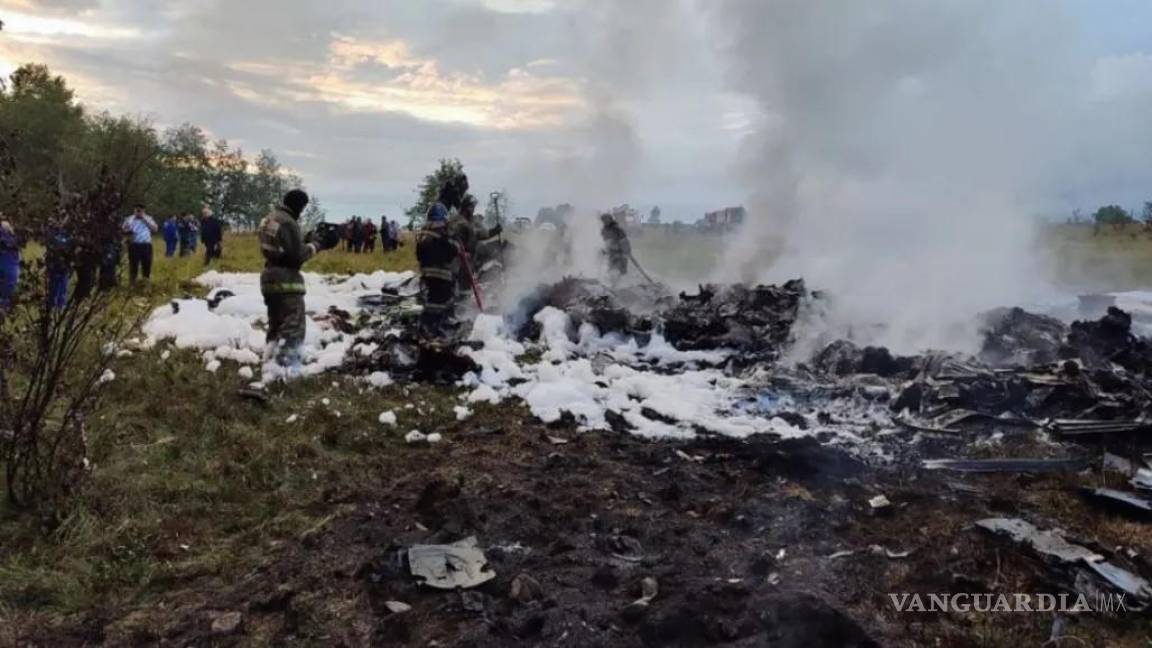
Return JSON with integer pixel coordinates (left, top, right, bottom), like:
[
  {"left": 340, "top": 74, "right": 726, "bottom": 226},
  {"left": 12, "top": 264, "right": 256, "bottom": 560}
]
[
  {"left": 142, "top": 272, "right": 874, "bottom": 442},
  {"left": 460, "top": 309, "right": 812, "bottom": 439},
  {"left": 143, "top": 271, "right": 414, "bottom": 382}
]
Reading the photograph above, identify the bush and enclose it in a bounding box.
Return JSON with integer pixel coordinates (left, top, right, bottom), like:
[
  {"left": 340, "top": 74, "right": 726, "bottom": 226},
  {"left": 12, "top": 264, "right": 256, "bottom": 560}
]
[{"left": 0, "top": 162, "right": 144, "bottom": 520}]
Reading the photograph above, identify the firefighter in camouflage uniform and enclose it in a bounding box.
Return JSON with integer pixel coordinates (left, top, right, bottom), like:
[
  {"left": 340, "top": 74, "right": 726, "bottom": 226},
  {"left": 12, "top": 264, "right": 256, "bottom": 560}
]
[
  {"left": 259, "top": 189, "right": 330, "bottom": 374},
  {"left": 417, "top": 175, "right": 469, "bottom": 340}
]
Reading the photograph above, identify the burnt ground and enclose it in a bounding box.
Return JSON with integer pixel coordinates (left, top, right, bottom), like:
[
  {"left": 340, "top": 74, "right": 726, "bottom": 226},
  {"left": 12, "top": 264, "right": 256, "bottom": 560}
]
[{"left": 18, "top": 409, "right": 1152, "bottom": 647}]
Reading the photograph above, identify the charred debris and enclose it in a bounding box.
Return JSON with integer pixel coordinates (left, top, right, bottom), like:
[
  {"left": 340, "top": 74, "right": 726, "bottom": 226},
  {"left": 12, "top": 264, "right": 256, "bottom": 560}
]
[
  {"left": 341, "top": 275, "right": 809, "bottom": 381},
  {"left": 331, "top": 275, "right": 1152, "bottom": 608}
]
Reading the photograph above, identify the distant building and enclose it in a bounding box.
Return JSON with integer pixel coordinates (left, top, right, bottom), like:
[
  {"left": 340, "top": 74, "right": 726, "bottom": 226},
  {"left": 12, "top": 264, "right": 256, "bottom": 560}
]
[
  {"left": 609, "top": 204, "right": 642, "bottom": 228},
  {"left": 700, "top": 206, "right": 746, "bottom": 231}
]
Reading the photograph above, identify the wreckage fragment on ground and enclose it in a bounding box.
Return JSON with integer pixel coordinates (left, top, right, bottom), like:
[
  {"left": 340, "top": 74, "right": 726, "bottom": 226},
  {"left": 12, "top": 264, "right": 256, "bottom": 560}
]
[
  {"left": 509, "top": 277, "right": 809, "bottom": 364},
  {"left": 661, "top": 280, "right": 807, "bottom": 364},
  {"left": 812, "top": 339, "right": 917, "bottom": 378},
  {"left": 510, "top": 276, "right": 669, "bottom": 340},
  {"left": 976, "top": 517, "right": 1152, "bottom": 604},
  {"left": 882, "top": 305, "right": 1152, "bottom": 425},
  {"left": 978, "top": 306, "right": 1068, "bottom": 368}
]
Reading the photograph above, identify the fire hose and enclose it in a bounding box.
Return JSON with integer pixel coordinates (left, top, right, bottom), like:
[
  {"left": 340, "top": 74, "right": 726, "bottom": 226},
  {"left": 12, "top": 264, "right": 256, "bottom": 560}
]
[
  {"left": 459, "top": 246, "right": 484, "bottom": 310},
  {"left": 628, "top": 252, "right": 658, "bottom": 286}
]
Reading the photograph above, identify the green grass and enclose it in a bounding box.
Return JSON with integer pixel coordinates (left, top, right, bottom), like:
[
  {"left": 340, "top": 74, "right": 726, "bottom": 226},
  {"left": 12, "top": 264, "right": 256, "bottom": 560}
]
[
  {"left": 1041, "top": 223, "right": 1152, "bottom": 292},
  {"left": 20, "top": 232, "right": 417, "bottom": 305},
  {"left": 141, "top": 233, "right": 418, "bottom": 303},
  {"left": 0, "top": 343, "right": 488, "bottom": 622},
  {"left": 0, "top": 231, "right": 426, "bottom": 629}
]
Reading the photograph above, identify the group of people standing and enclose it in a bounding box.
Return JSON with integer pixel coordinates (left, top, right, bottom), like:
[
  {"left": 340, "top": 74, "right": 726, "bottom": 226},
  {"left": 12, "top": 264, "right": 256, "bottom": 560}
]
[
  {"left": 162, "top": 208, "right": 224, "bottom": 264},
  {"left": 0, "top": 202, "right": 228, "bottom": 312},
  {"left": 341, "top": 216, "right": 400, "bottom": 254}
]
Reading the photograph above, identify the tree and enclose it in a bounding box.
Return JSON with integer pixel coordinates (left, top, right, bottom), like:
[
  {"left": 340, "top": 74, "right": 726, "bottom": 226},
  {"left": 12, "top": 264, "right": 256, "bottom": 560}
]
[
  {"left": 1093, "top": 204, "right": 1132, "bottom": 231},
  {"left": 205, "top": 139, "right": 249, "bottom": 226},
  {"left": 1141, "top": 202, "right": 1152, "bottom": 226},
  {"left": 649, "top": 205, "right": 662, "bottom": 225},
  {"left": 535, "top": 206, "right": 555, "bottom": 225},
  {"left": 405, "top": 158, "right": 472, "bottom": 228},
  {"left": 0, "top": 64, "right": 87, "bottom": 218},
  {"left": 78, "top": 113, "right": 162, "bottom": 212},
  {"left": 300, "top": 196, "right": 327, "bottom": 229},
  {"left": 0, "top": 64, "right": 313, "bottom": 230},
  {"left": 150, "top": 123, "right": 210, "bottom": 216},
  {"left": 245, "top": 149, "right": 283, "bottom": 227}
]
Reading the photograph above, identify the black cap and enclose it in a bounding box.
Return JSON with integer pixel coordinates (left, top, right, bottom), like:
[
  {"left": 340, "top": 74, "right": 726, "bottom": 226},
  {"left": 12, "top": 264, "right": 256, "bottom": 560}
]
[{"left": 283, "top": 189, "right": 309, "bottom": 216}]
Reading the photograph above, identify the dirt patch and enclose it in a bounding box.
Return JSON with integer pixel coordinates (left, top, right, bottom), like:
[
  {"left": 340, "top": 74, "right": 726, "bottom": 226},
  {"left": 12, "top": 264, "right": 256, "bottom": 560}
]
[{"left": 15, "top": 416, "right": 1150, "bottom": 646}]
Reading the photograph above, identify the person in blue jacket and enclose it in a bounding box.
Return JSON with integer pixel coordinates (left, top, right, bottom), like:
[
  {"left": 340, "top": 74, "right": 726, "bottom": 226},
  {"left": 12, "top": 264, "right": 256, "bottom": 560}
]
[
  {"left": 45, "top": 225, "right": 71, "bottom": 309},
  {"left": 163, "top": 216, "right": 179, "bottom": 257},
  {"left": 0, "top": 217, "right": 19, "bottom": 310}
]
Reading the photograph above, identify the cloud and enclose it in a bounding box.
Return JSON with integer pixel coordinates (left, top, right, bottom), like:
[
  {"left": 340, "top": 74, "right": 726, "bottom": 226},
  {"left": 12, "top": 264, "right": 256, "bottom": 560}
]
[
  {"left": 0, "top": 7, "right": 143, "bottom": 41},
  {"left": 7, "top": 0, "right": 1146, "bottom": 239},
  {"left": 0, "top": 0, "right": 99, "bottom": 15},
  {"left": 294, "top": 35, "right": 584, "bottom": 128}
]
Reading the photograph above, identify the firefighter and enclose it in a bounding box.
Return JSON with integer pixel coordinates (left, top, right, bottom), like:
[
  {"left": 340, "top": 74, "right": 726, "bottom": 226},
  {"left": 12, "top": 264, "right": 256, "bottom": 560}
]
[
  {"left": 417, "top": 205, "right": 460, "bottom": 339},
  {"left": 258, "top": 189, "right": 332, "bottom": 375},
  {"left": 600, "top": 213, "right": 630, "bottom": 280},
  {"left": 450, "top": 196, "right": 502, "bottom": 283},
  {"left": 417, "top": 177, "right": 468, "bottom": 339}
]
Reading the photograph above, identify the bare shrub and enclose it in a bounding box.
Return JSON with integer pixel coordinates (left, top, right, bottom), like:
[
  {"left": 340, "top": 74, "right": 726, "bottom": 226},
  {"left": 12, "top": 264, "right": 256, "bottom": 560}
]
[{"left": 0, "top": 144, "right": 144, "bottom": 519}]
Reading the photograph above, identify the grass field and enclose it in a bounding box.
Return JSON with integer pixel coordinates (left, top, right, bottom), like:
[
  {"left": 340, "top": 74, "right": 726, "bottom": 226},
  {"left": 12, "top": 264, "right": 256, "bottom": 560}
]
[
  {"left": 1042, "top": 223, "right": 1152, "bottom": 292},
  {"left": 133, "top": 233, "right": 418, "bottom": 305},
  {"left": 0, "top": 232, "right": 444, "bottom": 637}
]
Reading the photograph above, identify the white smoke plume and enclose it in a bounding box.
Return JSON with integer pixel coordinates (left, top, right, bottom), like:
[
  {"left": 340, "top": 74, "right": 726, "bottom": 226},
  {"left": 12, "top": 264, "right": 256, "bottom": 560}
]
[
  {"left": 496, "top": 0, "right": 1152, "bottom": 356},
  {"left": 500, "top": 0, "right": 704, "bottom": 303},
  {"left": 705, "top": 0, "right": 1152, "bottom": 354}
]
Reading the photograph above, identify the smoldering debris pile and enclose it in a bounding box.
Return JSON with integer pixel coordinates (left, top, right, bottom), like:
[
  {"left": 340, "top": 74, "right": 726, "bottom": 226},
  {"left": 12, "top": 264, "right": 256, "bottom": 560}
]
[
  {"left": 662, "top": 280, "right": 807, "bottom": 365},
  {"left": 343, "top": 273, "right": 1152, "bottom": 450},
  {"left": 797, "top": 304, "right": 1152, "bottom": 608},
  {"left": 352, "top": 276, "right": 811, "bottom": 380},
  {"left": 796, "top": 302, "right": 1152, "bottom": 426},
  {"left": 978, "top": 306, "right": 1068, "bottom": 368},
  {"left": 505, "top": 277, "right": 807, "bottom": 362},
  {"left": 885, "top": 305, "right": 1152, "bottom": 427},
  {"left": 142, "top": 269, "right": 1152, "bottom": 451},
  {"left": 509, "top": 277, "right": 671, "bottom": 340},
  {"left": 812, "top": 340, "right": 916, "bottom": 378}
]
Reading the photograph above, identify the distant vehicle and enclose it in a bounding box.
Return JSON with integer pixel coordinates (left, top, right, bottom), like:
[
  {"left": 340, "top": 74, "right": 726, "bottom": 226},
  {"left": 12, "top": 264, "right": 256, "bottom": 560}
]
[
  {"left": 513, "top": 217, "right": 532, "bottom": 231},
  {"left": 537, "top": 222, "right": 557, "bottom": 232}
]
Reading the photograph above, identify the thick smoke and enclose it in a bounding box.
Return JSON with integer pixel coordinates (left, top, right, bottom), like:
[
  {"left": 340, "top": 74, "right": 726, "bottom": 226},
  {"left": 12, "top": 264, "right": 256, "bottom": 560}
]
[
  {"left": 706, "top": 0, "right": 1152, "bottom": 354},
  {"left": 499, "top": 0, "right": 1152, "bottom": 355},
  {"left": 500, "top": 0, "right": 703, "bottom": 303}
]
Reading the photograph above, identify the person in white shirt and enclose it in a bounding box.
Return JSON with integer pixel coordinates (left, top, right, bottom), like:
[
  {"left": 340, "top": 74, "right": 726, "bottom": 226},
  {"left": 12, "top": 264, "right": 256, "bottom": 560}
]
[{"left": 121, "top": 203, "right": 158, "bottom": 287}]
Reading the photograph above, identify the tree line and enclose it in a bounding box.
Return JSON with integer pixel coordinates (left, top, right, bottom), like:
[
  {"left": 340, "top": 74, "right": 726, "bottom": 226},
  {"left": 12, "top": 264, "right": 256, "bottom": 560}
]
[
  {"left": 0, "top": 64, "right": 323, "bottom": 229},
  {"left": 404, "top": 158, "right": 509, "bottom": 230}
]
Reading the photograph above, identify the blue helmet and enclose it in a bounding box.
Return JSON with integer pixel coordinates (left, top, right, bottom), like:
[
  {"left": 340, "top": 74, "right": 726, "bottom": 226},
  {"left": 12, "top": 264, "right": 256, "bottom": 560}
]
[{"left": 426, "top": 202, "right": 449, "bottom": 225}]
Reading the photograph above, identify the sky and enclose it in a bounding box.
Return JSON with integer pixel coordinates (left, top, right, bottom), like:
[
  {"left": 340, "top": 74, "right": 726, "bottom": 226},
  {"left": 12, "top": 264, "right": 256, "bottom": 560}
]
[
  {"left": 0, "top": 0, "right": 1150, "bottom": 223},
  {"left": 0, "top": 0, "right": 754, "bottom": 221}
]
